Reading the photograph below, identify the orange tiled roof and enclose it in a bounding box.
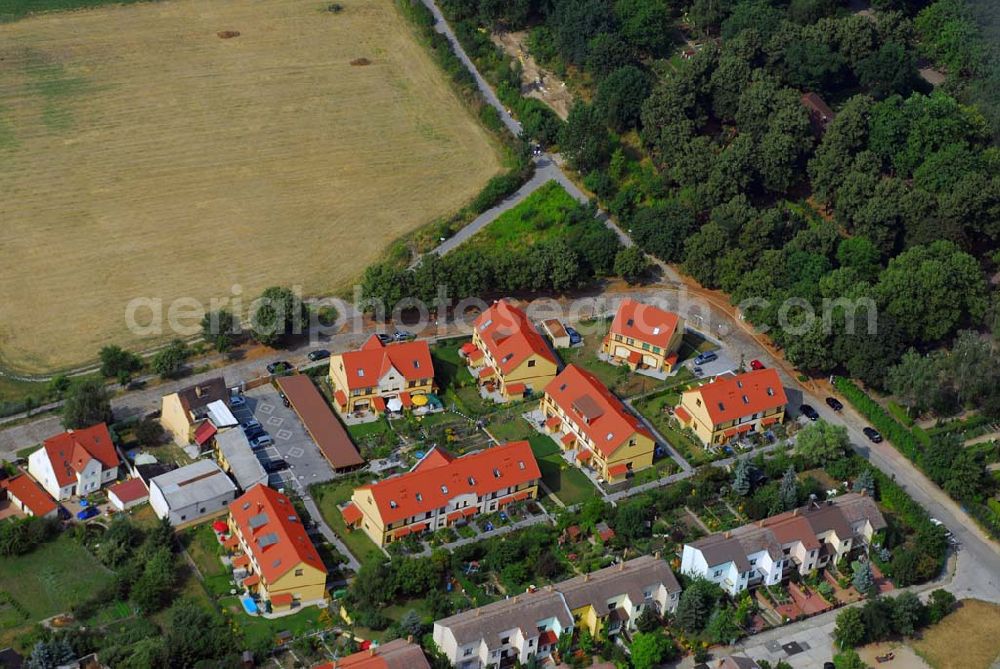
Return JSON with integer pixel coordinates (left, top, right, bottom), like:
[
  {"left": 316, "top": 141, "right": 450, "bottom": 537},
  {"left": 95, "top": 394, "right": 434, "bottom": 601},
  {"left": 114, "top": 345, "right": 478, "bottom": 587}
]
[
  {"left": 40, "top": 423, "right": 119, "bottom": 487},
  {"left": 355, "top": 442, "right": 540, "bottom": 526},
  {"left": 473, "top": 300, "right": 556, "bottom": 375},
  {"left": 674, "top": 405, "right": 691, "bottom": 423},
  {"left": 3, "top": 473, "right": 57, "bottom": 517},
  {"left": 543, "top": 365, "right": 653, "bottom": 458},
  {"left": 688, "top": 369, "right": 787, "bottom": 426},
  {"left": 338, "top": 335, "right": 432, "bottom": 391},
  {"left": 411, "top": 448, "right": 455, "bottom": 472},
  {"left": 108, "top": 478, "right": 148, "bottom": 504},
  {"left": 340, "top": 502, "right": 363, "bottom": 525},
  {"left": 609, "top": 299, "right": 680, "bottom": 350},
  {"left": 229, "top": 484, "right": 327, "bottom": 584},
  {"left": 315, "top": 638, "right": 430, "bottom": 669}
]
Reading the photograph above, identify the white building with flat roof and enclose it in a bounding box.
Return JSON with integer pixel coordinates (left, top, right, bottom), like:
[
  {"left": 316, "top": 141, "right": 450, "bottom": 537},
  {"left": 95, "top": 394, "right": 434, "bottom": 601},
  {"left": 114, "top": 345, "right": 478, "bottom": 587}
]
[{"left": 149, "top": 459, "right": 237, "bottom": 528}]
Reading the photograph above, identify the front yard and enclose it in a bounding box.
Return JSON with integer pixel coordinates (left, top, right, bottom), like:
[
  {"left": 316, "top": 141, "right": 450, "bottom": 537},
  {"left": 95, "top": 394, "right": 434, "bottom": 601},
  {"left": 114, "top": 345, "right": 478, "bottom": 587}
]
[
  {"left": 430, "top": 338, "right": 493, "bottom": 416},
  {"left": 311, "top": 478, "right": 383, "bottom": 565}
]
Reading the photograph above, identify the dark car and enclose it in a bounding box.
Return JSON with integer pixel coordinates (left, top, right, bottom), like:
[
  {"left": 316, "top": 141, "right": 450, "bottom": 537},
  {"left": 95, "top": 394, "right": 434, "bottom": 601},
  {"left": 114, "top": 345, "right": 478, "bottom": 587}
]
[
  {"left": 694, "top": 351, "right": 718, "bottom": 365},
  {"left": 566, "top": 326, "right": 582, "bottom": 345},
  {"left": 76, "top": 506, "right": 99, "bottom": 521},
  {"left": 376, "top": 333, "right": 393, "bottom": 345},
  {"left": 393, "top": 330, "right": 414, "bottom": 342},
  {"left": 863, "top": 427, "right": 883, "bottom": 443},
  {"left": 799, "top": 404, "right": 820, "bottom": 421},
  {"left": 825, "top": 396, "right": 844, "bottom": 411},
  {"left": 307, "top": 349, "right": 330, "bottom": 361},
  {"left": 262, "top": 458, "right": 289, "bottom": 473},
  {"left": 266, "top": 360, "right": 292, "bottom": 374}
]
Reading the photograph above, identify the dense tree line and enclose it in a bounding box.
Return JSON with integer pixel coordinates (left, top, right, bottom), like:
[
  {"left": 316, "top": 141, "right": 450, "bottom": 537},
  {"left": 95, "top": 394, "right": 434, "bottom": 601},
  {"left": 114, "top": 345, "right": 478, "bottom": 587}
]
[{"left": 834, "top": 589, "right": 956, "bottom": 649}]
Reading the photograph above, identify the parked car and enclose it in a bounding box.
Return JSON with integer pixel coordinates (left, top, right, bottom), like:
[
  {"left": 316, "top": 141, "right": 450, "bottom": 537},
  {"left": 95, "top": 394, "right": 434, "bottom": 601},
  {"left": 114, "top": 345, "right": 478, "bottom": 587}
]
[
  {"left": 266, "top": 361, "right": 292, "bottom": 374},
  {"left": 566, "top": 326, "right": 582, "bottom": 345},
  {"left": 799, "top": 404, "right": 820, "bottom": 421},
  {"left": 694, "top": 351, "right": 718, "bottom": 365},
  {"left": 246, "top": 429, "right": 266, "bottom": 443},
  {"left": 376, "top": 333, "right": 393, "bottom": 345},
  {"left": 749, "top": 359, "right": 765, "bottom": 370},
  {"left": 229, "top": 394, "right": 246, "bottom": 407},
  {"left": 307, "top": 349, "right": 330, "bottom": 361},
  {"left": 693, "top": 366, "right": 704, "bottom": 377},
  {"left": 825, "top": 396, "right": 844, "bottom": 411},
  {"left": 262, "top": 458, "right": 289, "bottom": 473},
  {"left": 251, "top": 434, "right": 274, "bottom": 448},
  {"left": 393, "top": 330, "right": 414, "bottom": 342},
  {"left": 76, "top": 506, "right": 99, "bottom": 521},
  {"left": 243, "top": 417, "right": 261, "bottom": 431},
  {"left": 863, "top": 427, "right": 883, "bottom": 443}
]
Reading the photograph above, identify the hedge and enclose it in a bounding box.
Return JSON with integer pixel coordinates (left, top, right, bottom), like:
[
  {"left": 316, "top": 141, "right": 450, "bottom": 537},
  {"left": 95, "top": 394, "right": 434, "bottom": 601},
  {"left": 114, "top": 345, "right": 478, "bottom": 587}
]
[{"left": 832, "top": 376, "right": 922, "bottom": 461}]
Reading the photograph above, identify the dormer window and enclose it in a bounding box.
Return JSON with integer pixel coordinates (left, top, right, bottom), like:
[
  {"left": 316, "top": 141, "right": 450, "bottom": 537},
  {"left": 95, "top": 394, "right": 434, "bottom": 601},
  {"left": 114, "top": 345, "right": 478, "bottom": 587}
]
[
  {"left": 467, "top": 476, "right": 476, "bottom": 486},
  {"left": 736, "top": 380, "right": 743, "bottom": 388},
  {"left": 718, "top": 402, "right": 725, "bottom": 412},
  {"left": 493, "top": 468, "right": 502, "bottom": 478},
  {"left": 559, "top": 383, "right": 567, "bottom": 391},
  {"left": 605, "top": 432, "right": 614, "bottom": 441},
  {"left": 357, "top": 369, "right": 365, "bottom": 377},
  {"left": 389, "top": 500, "right": 397, "bottom": 508},
  {"left": 480, "top": 319, "right": 492, "bottom": 330},
  {"left": 413, "top": 360, "right": 420, "bottom": 369},
  {"left": 626, "top": 318, "right": 634, "bottom": 326},
  {"left": 441, "top": 485, "right": 448, "bottom": 494},
  {"left": 518, "top": 461, "right": 525, "bottom": 470},
  {"left": 767, "top": 387, "right": 774, "bottom": 396},
  {"left": 652, "top": 327, "right": 660, "bottom": 335},
  {"left": 742, "top": 395, "right": 749, "bottom": 404},
  {"left": 415, "top": 493, "right": 422, "bottom": 502}
]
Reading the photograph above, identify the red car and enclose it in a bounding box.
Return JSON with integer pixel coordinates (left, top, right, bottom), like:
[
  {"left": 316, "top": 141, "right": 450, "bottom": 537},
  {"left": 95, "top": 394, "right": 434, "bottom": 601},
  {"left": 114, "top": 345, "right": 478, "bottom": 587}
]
[{"left": 749, "top": 359, "right": 765, "bottom": 370}]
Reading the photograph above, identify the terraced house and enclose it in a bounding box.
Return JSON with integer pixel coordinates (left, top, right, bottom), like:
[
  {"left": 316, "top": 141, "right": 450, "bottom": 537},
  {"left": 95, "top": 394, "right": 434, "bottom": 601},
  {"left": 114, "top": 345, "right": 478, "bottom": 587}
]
[
  {"left": 462, "top": 299, "right": 559, "bottom": 401},
  {"left": 329, "top": 334, "right": 434, "bottom": 417},
  {"left": 340, "top": 441, "right": 540, "bottom": 547},
  {"left": 540, "top": 364, "right": 654, "bottom": 483},
  {"left": 432, "top": 556, "right": 681, "bottom": 668},
  {"left": 27, "top": 423, "right": 119, "bottom": 501},
  {"left": 227, "top": 484, "right": 328, "bottom": 613},
  {"left": 681, "top": 493, "right": 886, "bottom": 596},
  {"left": 675, "top": 369, "right": 787, "bottom": 446},
  {"left": 602, "top": 299, "right": 684, "bottom": 375}
]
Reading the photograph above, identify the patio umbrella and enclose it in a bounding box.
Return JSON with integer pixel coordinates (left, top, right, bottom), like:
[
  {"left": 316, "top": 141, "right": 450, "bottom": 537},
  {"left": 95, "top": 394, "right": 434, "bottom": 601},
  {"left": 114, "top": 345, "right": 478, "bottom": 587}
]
[
  {"left": 411, "top": 394, "right": 429, "bottom": 407},
  {"left": 386, "top": 397, "right": 403, "bottom": 412}
]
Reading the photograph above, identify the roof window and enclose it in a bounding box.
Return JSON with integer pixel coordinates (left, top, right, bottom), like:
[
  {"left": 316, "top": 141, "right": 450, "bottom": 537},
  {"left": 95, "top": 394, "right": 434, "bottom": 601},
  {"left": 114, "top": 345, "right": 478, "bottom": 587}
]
[
  {"left": 357, "top": 369, "right": 365, "bottom": 377},
  {"left": 441, "top": 485, "right": 449, "bottom": 494}
]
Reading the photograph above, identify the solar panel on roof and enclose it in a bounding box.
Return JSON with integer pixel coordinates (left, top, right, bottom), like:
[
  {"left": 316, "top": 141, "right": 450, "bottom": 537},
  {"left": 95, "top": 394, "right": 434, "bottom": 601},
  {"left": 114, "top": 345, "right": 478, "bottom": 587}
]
[{"left": 248, "top": 513, "right": 269, "bottom": 529}]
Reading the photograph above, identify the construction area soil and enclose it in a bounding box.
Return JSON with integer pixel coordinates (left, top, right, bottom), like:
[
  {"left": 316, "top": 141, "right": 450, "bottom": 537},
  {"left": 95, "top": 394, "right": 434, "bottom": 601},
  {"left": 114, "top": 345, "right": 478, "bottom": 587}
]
[
  {"left": 0, "top": 0, "right": 502, "bottom": 373},
  {"left": 492, "top": 30, "right": 573, "bottom": 120}
]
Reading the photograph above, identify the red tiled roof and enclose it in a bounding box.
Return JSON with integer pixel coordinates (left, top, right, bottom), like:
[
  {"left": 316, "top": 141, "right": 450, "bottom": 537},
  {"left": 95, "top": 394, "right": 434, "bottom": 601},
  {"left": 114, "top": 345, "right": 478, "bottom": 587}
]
[
  {"left": 665, "top": 352, "right": 679, "bottom": 366},
  {"left": 505, "top": 383, "right": 526, "bottom": 395},
  {"left": 341, "top": 502, "right": 363, "bottom": 525},
  {"left": 337, "top": 336, "right": 433, "bottom": 391},
  {"left": 4, "top": 474, "right": 57, "bottom": 517},
  {"left": 473, "top": 300, "right": 557, "bottom": 375},
  {"left": 544, "top": 365, "right": 653, "bottom": 458},
  {"left": 761, "top": 415, "right": 781, "bottom": 426},
  {"left": 243, "top": 574, "right": 260, "bottom": 586},
  {"left": 40, "top": 423, "right": 119, "bottom": 487},
  {"left": 513, "top": 491, "right": 530, "bottom": 501},
  {"left": 545, "top": 416, "right": 561, "bottom": 429},
  {"left": 232, "top": 554, "right": 250, "bottom": 568},
  {"left": 609, "top": 299, "right": 680, "bottom": 350},
  {"left": 270, "top": 592, "right": 294, "bottom": 607},
  {"left": 478, "top": 366, "right": 496, "bottom": 379},
  {"left": 627, "top": 350, "right": 642, "bottom": 364},
  {"left": 229, "top": 484, "right": 327, "bottom": 584},
  {"left": 108, "top": 478, "right": 148, "bottom": 504},
  {"left": 412, "top": 448, "right": 456, "bottom": 472},
  {"left": 223, "top": 535, "right": 240, "bottom": 549},
  {"left": 334, "top": 390, "right": 348, "bottom": 407},
  {"left": 561, "top": 433, "right": 576, "bottom": 445},
  {"left": 674, "top": 405, "right": 691, "bottom": 423},
  {"left": 193, "top": 421, "right": 217, "bottom": 446},
  {"left": 608, "top": 463, "right": 629, "bottom": 477},
  {"left": 356, "top": 442, "right": 541, "bottom": 525},
  {"left": 576, "top": 449, "right": 592, "bottom": 461},
  {"left": 373, "top": 396, "right": 387, "bottom": 412},
  {"left": 459, "top": 342, "right": 477, "bottom": 356},
  {"left": 277, "top": 375, "right": 363, "bottom": 470},
  {"left": 689, "top": 369, "right": 787, "bottom": 426},
  {"left": 462, "top": 507, "right": 477, "bottom": 517},
  {"left": 467, "top": 348, "right": 484, "bottom": 362},
  {"left": 317, "top": 638, "right": 430, "bottom": 669},
  {"left": 400, "top": 392, "right": 412, "bottom": 408}
]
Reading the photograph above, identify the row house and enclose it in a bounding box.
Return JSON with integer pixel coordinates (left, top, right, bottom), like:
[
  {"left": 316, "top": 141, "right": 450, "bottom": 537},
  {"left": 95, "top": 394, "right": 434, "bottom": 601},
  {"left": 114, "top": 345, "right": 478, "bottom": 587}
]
[
  {"left": 329, "top": 335, "right": 434, "bottom": 417},
  {"left": 340, "top": 441, "right": 540, "bottom": 547},
  {"left": 540, "top": 364, "right": 654, "bottom": 483},
  {"left": 680, "top": 493, "right": 887, "bottom": 596},
  {"left": 462, "top": 300, "right": 559, "bottom": 401},
  {"left": 432, "top": 556, "right": 681, "bottom": 669},
  {"left": 601, "top": 299, "right": 684, "bottom": 375},
  {"left": 675, "top": 369, "right": 787, "bottom": 446}
]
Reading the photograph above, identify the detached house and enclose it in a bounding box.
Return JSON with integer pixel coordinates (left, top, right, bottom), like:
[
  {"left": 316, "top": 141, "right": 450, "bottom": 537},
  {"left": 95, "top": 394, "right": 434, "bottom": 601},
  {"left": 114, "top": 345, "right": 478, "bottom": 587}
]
[
  {"left": 675, "top": 369, "right": 787, "bottom": 446},
  {"left": 227, "top": 484, "right": 328, "bottom": 613},
  {"left": 341, "top": 441, "right": 540, "bottom": 547},
  {"left": 160, "top": 377, "right": 232, "bottom": 445},
  {"left": 2, "top": 473, "right": 58, "bottom": 519},
  {"left": 681, "top": 493, "right": 886, "bottom": 596},
  {"left": 540, "top": 365, "right": 654, "bottom": 483},
  {"left": 28, "top": 423, "right": 119, "bottom": 501},
  {"left": 329, "top": 335, "right": 434, "bottom": 417},
  {"left": 602, "top": 299, "right": 684, "bottom": 375},
  {"left": 462, "top": 300, "right": 559, "bottom": 401}
]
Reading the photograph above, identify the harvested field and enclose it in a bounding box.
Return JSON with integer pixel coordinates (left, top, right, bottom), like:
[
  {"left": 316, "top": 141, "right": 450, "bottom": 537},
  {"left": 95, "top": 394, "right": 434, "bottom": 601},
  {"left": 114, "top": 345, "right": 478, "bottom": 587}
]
[
  {"left": 910, "top": 599, "right": 1000, "bottom": 669},
  {"left": 0, "top": 0, "right": 502, "bottom": 373}
]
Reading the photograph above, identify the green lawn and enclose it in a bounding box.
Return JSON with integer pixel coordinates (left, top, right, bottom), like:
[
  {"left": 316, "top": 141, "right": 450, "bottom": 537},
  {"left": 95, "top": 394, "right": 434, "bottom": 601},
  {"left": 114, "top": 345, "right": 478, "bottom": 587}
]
[
  {"left": 527, "top": 435, "right": 598, "bottom": 506},
  {"left": 0, "top": 534, "right": 114, "bottom": 625},
  {"left": 347, "top": 418, "right": 393, "bottom": 441},
  {"left": 180, "top": 524, "right": 231, "bottom": 597},
  {"left": 470, "top": 181, "right": 582, "bottom": 249},
  {"left": 431, "top": 338, "right": 492, "bottom": 416},
  {"left": 311, "top": 479, "right": 382, "bottom": 565},
  {"left": 220, "top": 596, "right": 327, "bottom": 648}
]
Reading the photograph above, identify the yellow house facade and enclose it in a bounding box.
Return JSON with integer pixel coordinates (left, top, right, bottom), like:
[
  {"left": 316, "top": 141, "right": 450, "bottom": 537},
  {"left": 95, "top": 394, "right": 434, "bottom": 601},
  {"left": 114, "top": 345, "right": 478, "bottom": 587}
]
[
  {"left": 540, "top": 365, "right": 655, "bottom": 483},
  {"left": 463, "top": 300, "right": 559, "bottom": 401},
  {"left": 328, "top": 335, "right": 434, "bottom": 416},
  {"left": 340, "top": 442, "right": 541, "bottom": 547},
  {"left": 601, "top": 299, "right": 685, "bottom": 374},
  {"left": 227, "top": 485, "right": 328, "bottom": 613},
  {"left": 675, "top": 368, "right": 788, "bottom": 446},
  {"left": 160, "top": 377, "right": 229, "bottom": 445}
]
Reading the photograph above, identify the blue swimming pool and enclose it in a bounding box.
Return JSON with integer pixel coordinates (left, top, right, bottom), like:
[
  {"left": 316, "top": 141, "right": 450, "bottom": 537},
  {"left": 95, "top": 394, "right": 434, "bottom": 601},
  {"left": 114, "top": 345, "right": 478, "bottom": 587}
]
[{"left": 241, "top": 596, "right": 258, "bottom": 615}]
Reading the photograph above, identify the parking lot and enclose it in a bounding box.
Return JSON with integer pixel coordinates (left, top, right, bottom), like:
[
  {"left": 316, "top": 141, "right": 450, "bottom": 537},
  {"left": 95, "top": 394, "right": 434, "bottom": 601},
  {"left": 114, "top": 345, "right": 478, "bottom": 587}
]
[
  {"left": 685, "top": 347, "right": 738, "bottom": 378},
  {"left": 230, "top": 384, "right": 337, "bottom": 494}
]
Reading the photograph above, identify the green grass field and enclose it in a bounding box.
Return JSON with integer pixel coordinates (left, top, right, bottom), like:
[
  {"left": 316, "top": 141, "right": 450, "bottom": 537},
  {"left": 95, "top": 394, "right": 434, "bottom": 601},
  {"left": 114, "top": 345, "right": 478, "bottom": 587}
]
[
  {"left": 0, "top": 534, "right": 113, "bottom": 625},
  {"left": 470, "top": 181, "right": 582, "bottom": 249},
  {"left": 527, "top": 434, "right": 597, "bottom": 506},
  {"left": 431, "top": 339, "right": 493, "bottom": 416},
  {"left": 180, "top": 524, "right": 231, "bottom": 597},
  {"left": 312, "top": 479, "right": 383, "bottom": 565}
]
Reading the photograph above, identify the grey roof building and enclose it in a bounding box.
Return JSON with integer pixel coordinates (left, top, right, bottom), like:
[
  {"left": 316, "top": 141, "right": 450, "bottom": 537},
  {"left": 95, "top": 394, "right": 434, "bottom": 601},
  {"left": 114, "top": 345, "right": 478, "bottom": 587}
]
[
  {"left": 148, "top": 459, "right": 237, "bottom": 528},
  {"left": 215, "top": 429, "right": 267, "bottom": 491}
]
